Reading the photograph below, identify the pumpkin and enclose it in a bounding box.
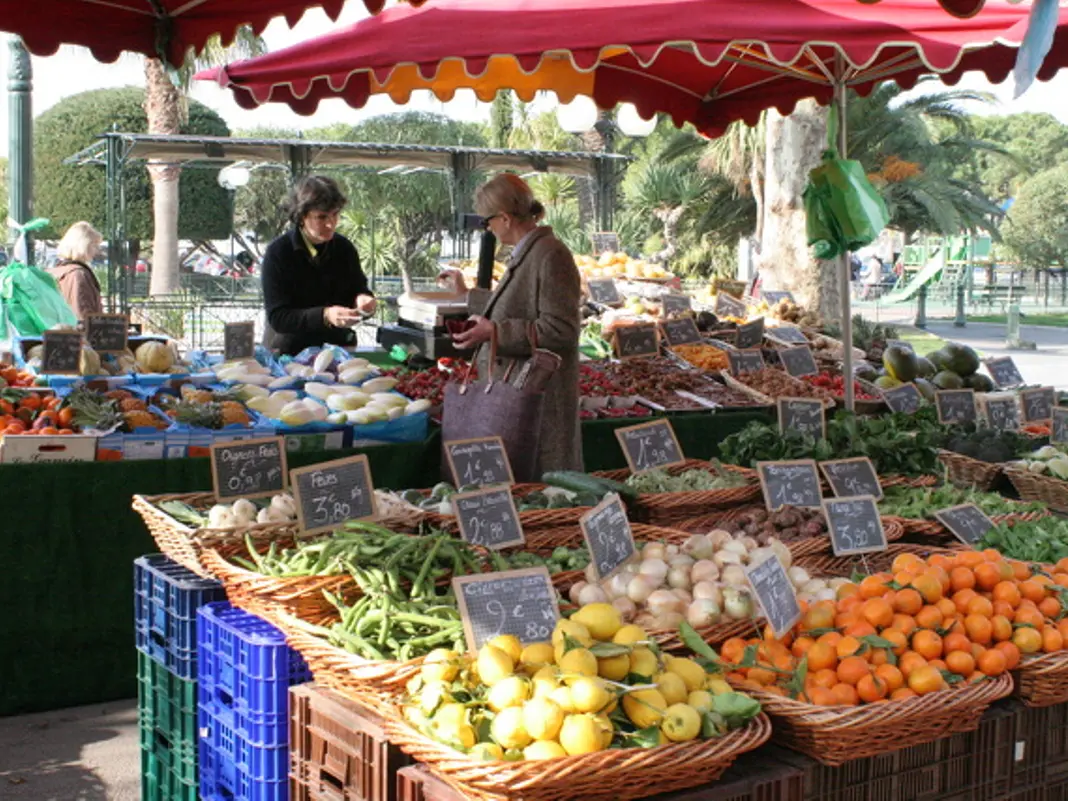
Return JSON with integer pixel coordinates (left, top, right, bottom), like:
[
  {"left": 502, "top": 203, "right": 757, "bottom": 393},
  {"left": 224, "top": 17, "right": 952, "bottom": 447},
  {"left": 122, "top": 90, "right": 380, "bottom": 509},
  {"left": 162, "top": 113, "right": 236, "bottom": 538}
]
[
  {"left": 80, "top": 346, "right": 101, "bottom": 376},
  {"left": 135, "top": 340, "right": 174, "bottom": 373}
]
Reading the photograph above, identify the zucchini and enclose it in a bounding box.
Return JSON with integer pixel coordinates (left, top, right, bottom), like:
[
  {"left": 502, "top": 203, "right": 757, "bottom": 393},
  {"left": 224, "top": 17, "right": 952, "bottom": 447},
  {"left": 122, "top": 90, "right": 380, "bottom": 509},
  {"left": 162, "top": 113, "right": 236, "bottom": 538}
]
[{"left": 541, "top": 471, "right": 639, "bottom": 504}]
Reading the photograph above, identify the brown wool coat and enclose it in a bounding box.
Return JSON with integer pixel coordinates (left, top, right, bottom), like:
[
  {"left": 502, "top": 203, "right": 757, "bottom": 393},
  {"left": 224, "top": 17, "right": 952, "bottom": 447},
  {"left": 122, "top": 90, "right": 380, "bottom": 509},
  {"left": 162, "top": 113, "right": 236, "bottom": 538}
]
[
  {"left": 49, "top": 260, "right": 103, "bottom": 321},
  {"left": 480, "top": 226, "right": 583, "bottom": 473}
]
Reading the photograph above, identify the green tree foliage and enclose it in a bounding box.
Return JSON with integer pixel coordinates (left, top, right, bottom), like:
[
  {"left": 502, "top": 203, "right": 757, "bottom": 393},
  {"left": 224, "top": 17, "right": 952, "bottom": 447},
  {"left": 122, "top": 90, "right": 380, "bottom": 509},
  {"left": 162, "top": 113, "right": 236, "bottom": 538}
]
[
  {"left": 34, "top": 87, "right": 231, "bottom": 241},
  {"left": 232, "top": 126, "right": 300, "bottom": 250},
  {"left": 0, "top": 158, "right": 8, "bottom": 229},
  {"left": 961, "top": 113, "right": 1068, "bottom": 202},
  {"left": 1002, "top": 162, "right": 1068, "bottom": 268}
]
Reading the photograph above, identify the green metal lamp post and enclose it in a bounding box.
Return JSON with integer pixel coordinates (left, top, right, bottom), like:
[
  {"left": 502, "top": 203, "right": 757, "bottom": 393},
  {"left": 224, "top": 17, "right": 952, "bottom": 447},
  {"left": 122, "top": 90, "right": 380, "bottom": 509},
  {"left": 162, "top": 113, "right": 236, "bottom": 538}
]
[{"left": 7, "top": 36, "right": 33, "bottom": 264}]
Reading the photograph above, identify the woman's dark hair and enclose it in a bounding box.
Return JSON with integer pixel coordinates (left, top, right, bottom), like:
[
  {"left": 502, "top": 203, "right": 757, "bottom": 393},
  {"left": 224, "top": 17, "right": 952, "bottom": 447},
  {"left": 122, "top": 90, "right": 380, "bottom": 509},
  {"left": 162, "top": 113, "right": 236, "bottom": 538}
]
[{"left": 286, "top": 175, "right": 348, "bottom": 226}]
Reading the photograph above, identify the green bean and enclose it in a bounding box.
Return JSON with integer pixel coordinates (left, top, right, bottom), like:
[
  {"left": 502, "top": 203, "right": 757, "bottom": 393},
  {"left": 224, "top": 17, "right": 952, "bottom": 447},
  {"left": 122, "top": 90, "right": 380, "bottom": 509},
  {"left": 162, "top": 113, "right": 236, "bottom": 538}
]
[{"left": 378, "top": 597, "right": 393, "bottom": 647}]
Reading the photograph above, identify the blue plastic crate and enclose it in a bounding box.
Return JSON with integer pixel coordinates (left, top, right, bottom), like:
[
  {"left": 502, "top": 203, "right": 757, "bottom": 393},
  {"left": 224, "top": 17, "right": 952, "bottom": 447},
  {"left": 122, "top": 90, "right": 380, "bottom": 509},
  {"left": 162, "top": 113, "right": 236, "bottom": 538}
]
[
  {"left": 199, "top": 733, "right": 288, "bottom": 801},
  {"left": 197, "top": 603, "right": 310, "bottom": 740},
  {"left": 135, "top": 554, "right": 226, "bottom": 680},
  {"left": 199, "top": 705, "right": 288, "bottom": 781}
]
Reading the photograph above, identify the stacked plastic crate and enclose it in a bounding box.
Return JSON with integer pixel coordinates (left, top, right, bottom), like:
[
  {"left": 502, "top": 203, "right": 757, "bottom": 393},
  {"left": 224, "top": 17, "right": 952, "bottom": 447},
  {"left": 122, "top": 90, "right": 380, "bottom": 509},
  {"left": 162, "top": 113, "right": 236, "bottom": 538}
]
[
  {"left": 135, "top": 554, "right": 228, "bottom": 801},
  {"left": 198, "top": 601, "right": 313, "bottom": 801}
]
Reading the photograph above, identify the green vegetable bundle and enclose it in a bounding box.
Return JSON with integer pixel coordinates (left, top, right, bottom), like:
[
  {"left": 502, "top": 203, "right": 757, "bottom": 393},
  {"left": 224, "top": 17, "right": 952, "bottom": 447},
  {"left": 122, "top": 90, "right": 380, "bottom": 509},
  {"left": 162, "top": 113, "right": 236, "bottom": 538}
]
[
  {"left": 625, "top": 464, "right": 748, "bottom": 493},
  {"left": 942, "top": 426, "right": 1042, "bottom": 465},
  {"left": 878, "top": 486, "right": 1046, "bottom": 520},
  {"left": 978, "top": 518, "right": 1068, "bottom": 565}
]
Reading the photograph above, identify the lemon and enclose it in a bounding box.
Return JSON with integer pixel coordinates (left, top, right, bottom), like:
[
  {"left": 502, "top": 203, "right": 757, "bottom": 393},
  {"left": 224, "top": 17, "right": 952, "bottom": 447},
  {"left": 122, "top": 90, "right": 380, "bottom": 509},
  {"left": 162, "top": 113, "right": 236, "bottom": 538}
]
[
  {"left": 488, "top": 676, "right": 531, "bottom": 712},
  {"left": 453, "top": 723, "right": 478, "bottom": 749},
  {"left": 477, "top": 645, "right": 515, "bottom": 686},
  {"left": 597, "top": 653, "right": 631, "bottom": 681},
  {"left": 418, "top": 681, "right": 453, "bottom": 715},
  {"left": 666, "top": 657, "right": 706, "bottom": 692},
  {"left": 520, "top": 642, "right": 556, "bottom": 673},
  {"left": 661, "top": 703, "right": 701, "bottom": 742},
  {"left": 491, "top": 706, "right": 532, "bottom": 750},
  {"left": 572, "top": 603, "right": 622, "bottom": 641},
  {"left": 629, "top": 647, "right": 659, "bottom": 679},
  {"left": 421, "top": 648, "right": 460, "bottom": 683},
  {"left": 622, "top": 688, "right": 667, "bottom": 729},
  {"left": 433, "top": 702, "right": 468, "bottom": 729},
  {"left": 531, "top": 665, "right": 560, "bottom": 698},
  {"left": 403, "top": 705, "right": 428, "bottom": 729},
  {"left": 558, "top": 648, "right": 598, "bottom": 680},
  {"left": 470, "top": 742, "right": 504, "bottom": 761},
  {"left": 559, "top": 714, "right": 607, "bottom": 755},
  {"left": 552, "top": 620, "right": 593, "bottom": 661},
  {"left": 488, "top": 634, "right": 523, "bottom": 664},
  {"left": 549, "top": 685, "right": 577, "bottom": 714},
  {"left": 687, "top": 691, "right": 714, "bottom": 714},
  {"left": 521, "top": 697, "right": 565, "bottom": 741},
  {"left": 612, "top": 624, "right": 648, "bottom": 646},
  {"left": 569, "top": 676, "right": 613, "bottom": 714},
  {"left": 524, "top": 740, "right": 568, "bottom": 760},
  {"left": 593, "top": 713, "right": 615, "bottom": 748},
  {"left": 705, "top": 677, "right": 732, "bottom": 696},
  {"left": 656, "top": 672, "right": 688, "bottom": 706}
]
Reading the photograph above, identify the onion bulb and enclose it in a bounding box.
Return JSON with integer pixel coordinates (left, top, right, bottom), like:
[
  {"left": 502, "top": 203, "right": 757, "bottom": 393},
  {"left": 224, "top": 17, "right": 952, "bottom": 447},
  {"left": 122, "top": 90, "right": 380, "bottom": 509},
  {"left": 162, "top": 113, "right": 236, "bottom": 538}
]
[
  {"left": 612, "top": 597, "right": 637, "bottom": 621},
  {"left": 568, "top": 581, "right": 588, "bottom": 606},
  {"left": 723, "top": 588, "right": 753, "bottom": 620},
  {"left": 720, "top": 540, "right": 749, "bottom": 559},
  {"left": 815, "top": 588, "right": 838, "bottom": 602},
  {"left": 673, "top": 588, "right": 693, "bottom": 606},
  {"left": 748, "top": 547, "right": 775, "bottom": 567},
  {"left": 707, "top": 529, "right": 733, "bottom": 548},
  {"left": 607, "top": 573, "right": 631, "bottom": 600},
  {"left": 721, "top": 564, "right": 746, "bottom": 587},
  {"left": 669, "top": 554, "right": 695, "bottom": 569},
  {"left": 768, "top": 539, "right": 792, "bottom": 569},
  {"left": 692, "top": 582, "right": 723, "bottom": 608},
  {"left": 738, "top": 536, "right": 759, "bottom": 552},
  {"left": 655, "top": 610, "right": 684, "bottom": 630},
  {"left": 627, "top": 576, "right": 655, "bottom": 604},
  {"left": 667, "top": 566, "right": 692, "bottom": 590},
  {"left": 665, "top": 544, "right": 680, "bottom": 557},
  {"left": 638, "top": 558, "right": 669, "bottom": 584},
  {"left": 642, "top": 542, "right": 666, "bottom": 561},
  {"left": 683, "top": 534, "right": 715, "bottom": 561},
  {"left": 578, "top": 584, "right": 609, "bottom": 606},
  {"left": 647, "top": 589, "right": 682, "bottom": 616},
  {"left": 713, "top": 550, "right": 743, "bottom": 568},
  {"left": 687, "top": 598, "right": 721, "bottom": 628},
  {"left": 691, "top": 560, "right": 720, "bottom": 585},
  {"left": 787, "top": 566, "right": 811, "bottom": 588}
]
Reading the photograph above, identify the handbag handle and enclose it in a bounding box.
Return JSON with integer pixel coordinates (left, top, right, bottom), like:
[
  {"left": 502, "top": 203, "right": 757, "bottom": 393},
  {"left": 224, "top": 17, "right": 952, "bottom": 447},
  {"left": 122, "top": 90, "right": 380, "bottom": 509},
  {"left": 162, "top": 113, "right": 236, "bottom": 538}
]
[{"left": 459, "top": 323, "right": 497, "bottom": 395}]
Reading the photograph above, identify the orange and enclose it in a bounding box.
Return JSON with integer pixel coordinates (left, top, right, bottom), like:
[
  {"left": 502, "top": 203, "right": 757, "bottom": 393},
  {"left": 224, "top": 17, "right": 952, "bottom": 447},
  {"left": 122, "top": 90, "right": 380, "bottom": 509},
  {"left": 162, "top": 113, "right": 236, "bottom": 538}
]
[
  {"left": 974, "top": 563, "right": 1001, "bottom": 592},
  {"left": 992, "top": 616, "right": 1014, "bottom": 643},
  {"left": 891, "top": 688, "right": 918, "bottom": 701},
  {"left": 908, "top": 665, "right": 946, "bottom": 696},
  {"left": 792, "top": 636, "right": 816, "bottom": 658},
  {"left": 1016, "top": 607, "right": 1046, "bottom": 628},
  {"left": 802, "top": 602, "right": 836, "bottom": 632},
  {"left": 891, "top": 614, "right": 918, "bottom": 636},
  {"left": 721, "top": 638, "right": 747, "bottom": 664},
  {"left": 893, "top": 589, "right": 923, "bottom": 616},
  {"left": 875, "top": 664, "right": 905, "bottom": 693},
  {"left": 831, "top": 683, "right": 859, "bottom": 706},
  {"left": 946, "top": 651, "right": 976, "bottom": 677},
  {"left": 1043, "top": 627, "right": 1064, "bottom": 653},
  {"left": 898, "top": 652, "right": 928, "bottom": 678},
  {"left": 993, "top": 600, "right": 1017, "bottom": 619},
  {"left": 1012, "top": 561, "right": 1033, "bottom": 582},
  {"left": 1056, "top": 557, "right": 1068, "bottom": 574},
  {"left": 950, "top": 567, "right": 976, "bottom": 593},
  {"left": 837, "top": 583, "right": 861, "bottom": 600},
  {"left": 1057, "top": 574, "right": 1068, "bottom": 590},
  {"left": 965, "top": 614, "right": 994, "bottom": 645},
  {"left": 807, "top": 642, "right": 838, "bottom": 672},
  {"left": 837, "top": 656, "right": 872, "bottom": 686},
  {"left": 892, "top": 553, "right": 924, "bottom": 573},
  {"left": 978, "top": 649, "right": 1008, "bottom": 677},
  {"left": 869, "top": 649, "right": 891, "bottom": 667},
  {"left": 811, "top": 668, "right": 839, "bottom": 690},
  {"left": 911, "top": 574, "right": 943, "bottom": 604},
  {"left": 952, "top": 589, "right": 978, "bottom": 615},
  {"left": 937, "top": 598, "right": 959, "bottom": 620},
  {"left": 857, "top": 674, "right": 888, "bottom": 703},
  {"left": 994, "top": 642, "right": 1022, "bottom": 671},
  {"left": 912, "top": 630, "right": 944, "bottom": 661},
  {"left": 971, "top": 643, "right": 988, "bottom": 662},
  {"left": 943, "top": 617, "right": 966, "bottom": 638},
  {"left": 843, "top": 621, "right": 877, "bottom": 639},
  {"left": 928, "top": 659, "right": 948, "bottom": 673},
  {"left": 808, "top": 687, "right": 837, "bottom": 706},
  {"left": 1014, "top": 627, "right": 1043, "bottom": 655},
  {"left": 748, "top": 667, "right": 776, "bottom": 685},
  {"left": 915, "top": 606, "right": 944, "bottom": 630},
  {"left": 861, "top": 598, "right": 894, "bottom": 629},
  {"left": 881, "top": 629, "right": 908, "bottom": 656},
  {"left": 1020, "top": 580, "right": 1048, "bottom": 605},
  {"left": 928, "top": 566, "right": 952, "bottom": 594},
  {"left": 992, "top": 581, "right": 1022, "bottom": 608},
  {"left": 1040, "top": 597, "right": 1063, "bottom": 620},
  {"left": 860, "top": 575, "right": 890, "bottom": 599},
  {"left": 817, "top": 631, "right": 844, "bottom": 648},
  {"left": 836, "top": 636, "right": 864, "bottom": 659},
  {"left": 1058, "top": 618, "right": 1068, "bottom": 643},
  {"left": 966, "top": 595, "right": 994, "bottom": 619},
  {"left": 943, "top": 633, "right": 972, "bottom": 656}
]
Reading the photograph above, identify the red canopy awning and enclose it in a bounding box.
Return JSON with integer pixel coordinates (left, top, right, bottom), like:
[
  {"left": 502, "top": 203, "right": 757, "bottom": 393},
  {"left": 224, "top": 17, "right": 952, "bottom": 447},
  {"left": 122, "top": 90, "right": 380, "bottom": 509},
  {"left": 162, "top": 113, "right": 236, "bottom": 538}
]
[
  {"left": 0, "top": 0, "right": 426, "bottom": 67},
  {"left": 199, "top": 0, "right": 1068, "bottom": 137}
]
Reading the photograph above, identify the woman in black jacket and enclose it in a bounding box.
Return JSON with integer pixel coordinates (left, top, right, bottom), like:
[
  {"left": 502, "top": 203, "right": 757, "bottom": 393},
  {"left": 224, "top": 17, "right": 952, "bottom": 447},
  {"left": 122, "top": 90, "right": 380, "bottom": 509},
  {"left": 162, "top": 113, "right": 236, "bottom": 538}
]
[{"left": 261, "top": 175, "right": 375, "bottom": 355}]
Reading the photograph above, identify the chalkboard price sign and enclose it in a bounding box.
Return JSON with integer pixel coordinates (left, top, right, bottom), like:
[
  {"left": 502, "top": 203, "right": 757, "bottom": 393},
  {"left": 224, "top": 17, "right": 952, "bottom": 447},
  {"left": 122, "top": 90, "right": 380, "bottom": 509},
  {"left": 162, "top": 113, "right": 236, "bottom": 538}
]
[
  {"left": 453, "top": 567, "right": 560, "bottom": 652},
  {"left": 822, "top": 496, "right": 888, "bottom": 557},
  {"left": 661, "top": 294, "right": 692, "bottom": 316},
  {"left": 735, "top": 317, "right": 766, "bottom": 350},
  {"left": 728, "top": 348, "right": 765, "bottom": 376},
  {"left": 210, "top": 436, "right": 287, "bottom": 501},
  {"left": 453, "top": 486, "right": 525, "bottom": 550},
  {"left": 615, "top": 419, "right": 686, "bottom": 474},
  {"left": 777, "top": 398, "right": 826, "bottom": 440},
  {"left": 744, "top": 554, "right": 802, "bottom": 639},
  {"left": 765, "top": 325, "right": 809, "bottom": 346},
  {"left": 587, "top": 278, "right": 621, "bottom": 306},
  {"left": 662, "top": 317, "right": 703, "bottom": 347},
  {"left": 779, "top": 346, "right": 819, "bottom": 378},
  {"left": 757, "top": 459, "right": 822, "bottom": 510},
  {"left": 881, "top": 383, "right": 923, "bottom": 415},
  {"left": 84, "top": 313, "right": 129, "bottom": 354},
  {"left": 934, "top": 504, "right": 995, "bottom": 546},
  {"left": 1021, "top": 387, "right": 1055, "bottom": 423},
  {"left": 224, "top": 321, "right": 256, "bottom": 361},
  {"left": 715, "top": 292, "right": 747, "bottom": 319},
  {"left": 1053, "top": 408, "right": 1068, "bottom": 445},
  {"left": 591, "top": 232, "right": 621, "bottom": 255},
  {"left": 614, "top": 324, "right": 659, "bottom": 359},
  {"left": 935, "top": 389, "right": 977, "bottom": 425},
  {"left": 762, "top": 290, "right": 795, "bottom": 305},
  {"left": 580, "top": 494, "right": 636, "bottom": 580},
  {"left": 982, "top": 395, "right": 1020, "bottom": 432},
  {"left": 819, "top": 457, "right": 883, "bottom": 500},
  {"left": 445, "top": 437, "right": 515, "bottom": 487},
  {"left": 41, "top": 330, "right": 84, "bottom": 375},
  {"left": 290, "top": 453, "right": 376, "bottom": 534},
  {"left": 985, "top": 357, "right": 1024, "bottom": 389}
]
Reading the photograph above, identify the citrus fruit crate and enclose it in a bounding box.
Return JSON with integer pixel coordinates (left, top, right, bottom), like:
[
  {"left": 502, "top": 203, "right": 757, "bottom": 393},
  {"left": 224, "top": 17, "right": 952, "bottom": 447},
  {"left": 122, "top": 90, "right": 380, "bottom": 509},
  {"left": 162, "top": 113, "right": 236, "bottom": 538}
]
[
  {"left": 142, "top": 745, "right": 198, "bottom": 801},
  {"left": 397, "top": 765, "right": 470, "bottom": 801},
  {"left": 138, "top": 650, "right": 198, "bottom": 786},
  {"left": 135, "top": 553, "right": 226, "bottom": 680}
]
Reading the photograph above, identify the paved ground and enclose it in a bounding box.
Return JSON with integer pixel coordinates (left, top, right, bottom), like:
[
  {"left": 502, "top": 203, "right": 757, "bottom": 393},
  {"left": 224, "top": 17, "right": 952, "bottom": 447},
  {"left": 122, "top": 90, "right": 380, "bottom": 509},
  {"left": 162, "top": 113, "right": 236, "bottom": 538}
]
[{"left": 0, "top": 701, "right": 139, "bottom": 801}]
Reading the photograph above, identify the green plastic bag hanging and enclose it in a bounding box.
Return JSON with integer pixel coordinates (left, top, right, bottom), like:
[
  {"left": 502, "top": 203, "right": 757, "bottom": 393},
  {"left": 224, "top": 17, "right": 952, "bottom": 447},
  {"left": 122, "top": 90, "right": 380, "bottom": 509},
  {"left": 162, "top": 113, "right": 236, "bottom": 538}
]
[
  {"left": 0, "top": 218, "right": 79, "bottom": 337},
  {"left": 803, "top": 107, "right": 890, "bottom": 260}
]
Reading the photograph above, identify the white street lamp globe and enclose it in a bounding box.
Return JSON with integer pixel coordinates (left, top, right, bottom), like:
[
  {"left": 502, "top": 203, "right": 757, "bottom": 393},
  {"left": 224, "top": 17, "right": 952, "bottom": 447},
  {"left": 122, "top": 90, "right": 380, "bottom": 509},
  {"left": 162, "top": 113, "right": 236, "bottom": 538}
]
[
  {"left": 218, "top": 165, "right": 251, "bottom": 190},
  {"left": 556, "top": 96, "right": 599, "bottom": 134},
  {"left": 617, "top": 103, "right": 657, "bottom": 138}
]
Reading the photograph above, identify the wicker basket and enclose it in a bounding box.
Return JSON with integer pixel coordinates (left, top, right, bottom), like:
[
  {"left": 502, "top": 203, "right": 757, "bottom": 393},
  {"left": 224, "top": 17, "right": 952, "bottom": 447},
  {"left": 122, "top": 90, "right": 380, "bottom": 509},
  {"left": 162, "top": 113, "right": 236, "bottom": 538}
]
[
  {"left": 938, "top": 450, "right": 1004, "bottom": 491},
  {"left": 594, "top": 460, "right": 761, "bottom": 525},
  {"left": 794, "top": 543, "right": 961, "bottom": 577},
  {"left": 886, "top": 510, "right": 1052, "bottom": 543},
  {"left": 880, "top": 474, "right": 940, "bottom": 490},
  {"left": 672, "top": 507, "right": 755, "bottom": 535},
  {"left": 719, "top": 370, "right": 836, "bottom": 409},
  {"left": 422, "top": 483, "right": 594, "bottom": 533},
  {"left": 132, "top": 492, "right": 300, "bottom": 577},
  {"left": 1015, "top": 651, "right": 1068, "bottom": 707},
  {"left": 1005, "top": 466, "right": 1068, "bottom": 514},
  {"left": 783, "top": 518, "right": 906, "bottom": 560},
  {"left": 739, "top": 674, "right": 1012, "bottom": 765},
  {"left": 378, "top": 705, "right": 773, "bottom": 801}
]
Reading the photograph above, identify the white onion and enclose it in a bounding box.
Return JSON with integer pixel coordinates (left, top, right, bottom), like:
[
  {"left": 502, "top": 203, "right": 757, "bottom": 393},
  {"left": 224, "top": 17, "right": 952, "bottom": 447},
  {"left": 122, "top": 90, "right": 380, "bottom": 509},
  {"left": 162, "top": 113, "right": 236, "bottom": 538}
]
[
  {"left": 584, "top": 563, "right": 599, "bottom": 583},
  {"left": 687, "top": 599, "right": 721, "bottom": 628},
  {"left": 607, "top": 573, "right": 631, "bottom": 599},
  {"left": 670, "top": 554, "right": 695, "bottom": 569},
  {"left": 674, "top": 588, "right": 693, "bottom": 606},
  {"left": 738, "top": 536, "right": 759, "bottom": 552},
  {"left": 787, "top": 567, "right": 811, "bottom": 587},
  {"left": 639, "top": 558, "right": 669, "bottom": 584},
  {"left": 578, "top": 584, "right": 609, "bottom": 606},
  {"left": 647, "top": 589, "right": 682, "bottom": 616},
  {"left": 642, "top": 542, "right": 666, "bottom": 561},
  {"left": 667, "top": 566, "right": 692, "bottom": 590},
  {"left": 568, "top": 581, "right": 588, "bottom": 606},
  {"left": 654, "top": 611, "right": 684, "bottom": 630},
  {"left": 801, "top": 579, "right": 829, "bottom": 596},
  {"left": 748, "top": 547, "right": 775, "bottom": 567},
  {"left": 707, "top": 529, "right": 733, "bottom": 548},
  {"left": 815, "top": 588, "right": 838, "bottom": 602},
  {"left": 692, "top": 580, "right": 723, "bottom": 603},
  {"left": 691, "top": 560, "right": 720, "bottom": 585},
  {"left": 829, "top": 577, "right": 852, "bottom": 590},
  {"left": 634, "top": 612, "right": 658, "bottom": 629},
  {"left": 720, "top": 540, "right": 749, "bottom": 558},
  {"left": 721, "top": 565, "right": 747, "bottom": 587},
  {"left": 723, "top": 589, "right": 753, "bottom": 620},
  {"left": 627, "top": 576, "right": 655, "bottom": 604},
  {"left": 713, "top": 550, "right": 743, "bottom": 568},
  {"left": 612, "top": 597, "right": 637, "bottom": 621},
  {"left": 682, "top": 534, "right": 715, "bottom": 561},
  {"left": 768, "top": 539, "right": 792, "bottom": 569},
  {"left": 665, "top": 544, "right": 680, "bottom": 557}
]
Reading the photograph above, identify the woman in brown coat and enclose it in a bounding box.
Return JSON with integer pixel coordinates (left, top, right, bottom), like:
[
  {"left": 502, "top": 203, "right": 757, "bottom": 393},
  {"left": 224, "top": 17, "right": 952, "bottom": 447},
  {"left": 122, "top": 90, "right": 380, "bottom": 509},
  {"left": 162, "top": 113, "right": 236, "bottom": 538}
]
[
  {"left": 49, "top": 221, "right": 104, "bottom": 321},
  {"left": 451, "top": 174, "right": 583, "bottom": 473}
]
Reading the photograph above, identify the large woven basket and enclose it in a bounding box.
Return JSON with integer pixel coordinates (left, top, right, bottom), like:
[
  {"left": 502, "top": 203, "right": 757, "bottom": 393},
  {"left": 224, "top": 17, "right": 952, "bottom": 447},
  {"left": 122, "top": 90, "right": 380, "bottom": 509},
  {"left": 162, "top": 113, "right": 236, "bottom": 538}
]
[
  {"left": 132, "top": 492, "right": 300, "bottom": 577},
  {"left": 794, "top": 543, "right": 962, "bottom": 577},
  {"left": 938, "top": 450, "right": 1004, "bottom": 491},
  {"left": 378, "top": 704, "right": 773, "bottom": 801},
  {"left": 1005, "top": 466, "right": 1068, "bottom": 514},
  {"left": 886, "top": 510, "right": 1052, "bottom": 544},
  {"left": 594, "top": 459, "right": 761, "bottom": 525},
  {"left": 784, "top": 517, "right": 906, "bottom": 560},
  {"left": 1015, "top": 651, "right": 1068, "bottom": 707},
  {"left": 738, "top": 675, "right": 1012, "bottom": 765},
  {"left": 421, "top": 483, "right": 594, "bottom": 533}
]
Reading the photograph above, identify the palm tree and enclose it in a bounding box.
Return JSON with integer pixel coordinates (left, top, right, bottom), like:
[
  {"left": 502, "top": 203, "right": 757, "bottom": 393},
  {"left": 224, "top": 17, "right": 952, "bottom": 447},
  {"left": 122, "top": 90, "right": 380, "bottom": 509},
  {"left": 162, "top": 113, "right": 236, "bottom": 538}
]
[
  {"left": 622, "top": 158, "right": 711, "bottom": 263},
  {"left": 144, "top": 29, "right": 266, "bottom": 296}
]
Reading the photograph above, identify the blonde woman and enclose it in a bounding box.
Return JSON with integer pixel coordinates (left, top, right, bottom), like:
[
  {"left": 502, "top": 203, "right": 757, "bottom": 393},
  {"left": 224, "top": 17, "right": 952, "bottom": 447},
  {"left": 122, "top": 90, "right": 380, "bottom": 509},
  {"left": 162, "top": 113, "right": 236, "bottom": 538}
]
[
  {"left": 49, "top": 221, "right": 104, "bottom": 320},
  {"left": 451, "top": 173, "right": 583, "bottom": 472}
]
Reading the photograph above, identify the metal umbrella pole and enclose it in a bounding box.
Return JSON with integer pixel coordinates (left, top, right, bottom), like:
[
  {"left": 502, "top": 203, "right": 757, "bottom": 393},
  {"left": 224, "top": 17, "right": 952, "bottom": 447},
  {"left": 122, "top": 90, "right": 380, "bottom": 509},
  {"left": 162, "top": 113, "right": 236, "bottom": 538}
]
[{"left": 834, "top": 76, "right": 855, "bottom": 413}]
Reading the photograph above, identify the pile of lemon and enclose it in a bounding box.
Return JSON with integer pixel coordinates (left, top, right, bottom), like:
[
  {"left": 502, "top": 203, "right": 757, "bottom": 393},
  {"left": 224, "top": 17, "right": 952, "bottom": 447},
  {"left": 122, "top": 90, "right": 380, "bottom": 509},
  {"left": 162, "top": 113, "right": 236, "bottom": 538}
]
[{"left": 401, "top": 602, "right": 755, "bottom": 761}]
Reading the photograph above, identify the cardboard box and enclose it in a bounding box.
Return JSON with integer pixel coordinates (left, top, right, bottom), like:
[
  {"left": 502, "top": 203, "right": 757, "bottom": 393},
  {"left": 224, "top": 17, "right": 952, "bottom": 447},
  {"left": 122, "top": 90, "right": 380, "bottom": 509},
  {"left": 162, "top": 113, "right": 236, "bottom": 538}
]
[{"left": 0, "top": 434, "right": 98, "bottom": 463}]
